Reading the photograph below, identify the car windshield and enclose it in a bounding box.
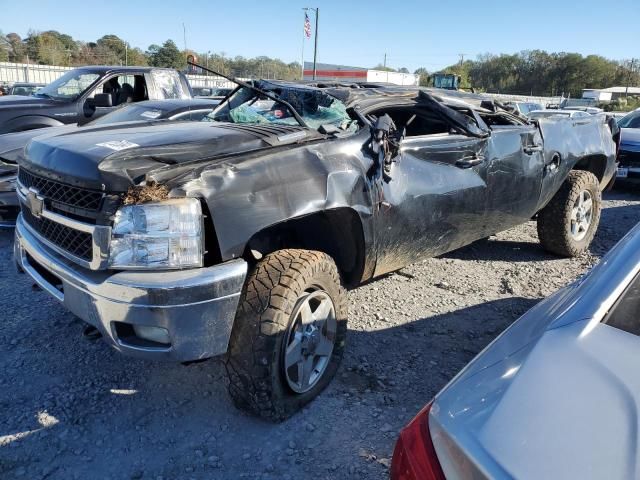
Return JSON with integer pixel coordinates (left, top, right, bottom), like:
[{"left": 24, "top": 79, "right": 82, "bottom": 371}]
[
  {"left": 205, "top": 83, "right": 355, "bottom": 131},
  {"left": 618, "top": 111, "right": 640, "bottom": 129},
  {"left": 518, "top": 103, "right": 531, "bottom": 115},
  {"left": 88, "top": 104, "right": 168, "bottom": 125},
  {"left": 10, "top": 85, "right": 40, "bottom": 96},
  {"left": 34, "top": 71, "right": 100, "bottom": 101}
]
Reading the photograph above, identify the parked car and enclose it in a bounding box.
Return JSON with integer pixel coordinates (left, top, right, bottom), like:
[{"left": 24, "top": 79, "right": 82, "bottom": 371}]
[
  {"left": 193, "top": 86, "right": 233, "bottom": 99},
  {"left": 615, "top": 109, "right": 640, "bottom": 184},
  {"left": 0, "top": 98, "right": 219, "bottom": 226},
  {"left": 0, "top": 66, "right": 192, "bottom": 134},
  {"left": 391, "top": 220, "right": 640, "bottom": 480},
  {"left": 528, "top": 109, "right": 592, "bottom": 120},
  {"left": 13, "top": 81, "right": 617, "bottom": 420},
  {"left": 504, "top": 101, "right": 543, "bottom": 117},
  {"left": 562, "top": 105, "right": 604, "bottom": 115},
  {"left": 7, "top": 82, "right": 46, "bottom": 96}
]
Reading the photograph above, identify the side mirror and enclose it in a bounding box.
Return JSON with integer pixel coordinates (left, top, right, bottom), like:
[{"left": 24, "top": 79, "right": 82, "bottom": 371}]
[{"left": 90, "top": 93, "right": 113, "bottom": 108}]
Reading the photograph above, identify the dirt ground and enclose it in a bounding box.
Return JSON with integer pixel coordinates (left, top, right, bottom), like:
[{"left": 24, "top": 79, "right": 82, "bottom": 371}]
[{"left": 1, "top": 189, "right": 639, "bottom": 480}]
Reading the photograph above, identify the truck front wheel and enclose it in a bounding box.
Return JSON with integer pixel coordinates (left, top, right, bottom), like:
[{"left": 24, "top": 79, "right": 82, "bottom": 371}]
[
  {"left": 537, "top": 170, "right": 602, "bottom": 257},
  {"left": 225, "top": 249, "right": 347, "bottom": 421}
]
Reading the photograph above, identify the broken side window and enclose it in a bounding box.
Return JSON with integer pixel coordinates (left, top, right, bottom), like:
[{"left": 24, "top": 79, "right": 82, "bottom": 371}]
[
  {"left": 370, "top": 106, "right": 456, "bottom": 137},
  {"left": 152, "top": 70, "right": 189, "bottom": 100}
]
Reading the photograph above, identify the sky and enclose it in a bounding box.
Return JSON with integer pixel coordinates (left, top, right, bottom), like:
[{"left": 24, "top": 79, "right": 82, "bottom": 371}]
[{"left": 2, "top": 0, "right": 638, "bottom": 72}]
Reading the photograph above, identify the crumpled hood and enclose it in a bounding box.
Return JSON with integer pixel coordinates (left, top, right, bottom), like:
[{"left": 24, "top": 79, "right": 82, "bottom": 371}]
[
  {"left": 620, "top": 128, "right": 640, "bottom": 152},
  {"left": 20, "top": 120, "right": 310, "bottom": 191}
]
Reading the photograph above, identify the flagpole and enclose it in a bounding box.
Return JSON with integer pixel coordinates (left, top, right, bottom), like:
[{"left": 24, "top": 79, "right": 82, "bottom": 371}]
[
  {"left": 301, "top": 10, "right": 306, "bottom": 80},
  {"left": 312, "top": 8, "right": 318, "bottom": 80}
]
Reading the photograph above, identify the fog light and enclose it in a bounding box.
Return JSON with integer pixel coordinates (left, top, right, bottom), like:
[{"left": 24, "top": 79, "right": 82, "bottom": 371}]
[{"left": 133, "top": 325, "right": 170, "bottom": 345}]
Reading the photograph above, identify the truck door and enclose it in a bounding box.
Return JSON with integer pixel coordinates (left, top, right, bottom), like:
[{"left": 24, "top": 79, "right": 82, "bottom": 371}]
[
  {"left": 368, "top": 106, "right": 491, "bottom": 276},
  {"left": 481, "top": 125, "right": 545, "bottom": 233}
]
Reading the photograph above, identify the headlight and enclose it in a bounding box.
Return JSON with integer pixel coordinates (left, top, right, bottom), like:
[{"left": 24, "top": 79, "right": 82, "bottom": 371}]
[{"left": 108, "top": 198, "right": 203, "bottom": 269}]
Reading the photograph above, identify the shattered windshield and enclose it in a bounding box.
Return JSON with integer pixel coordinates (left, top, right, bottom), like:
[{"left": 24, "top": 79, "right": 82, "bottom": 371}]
[
  {"left": 34, "top": 71, "right": 100, "bottom": 101},
  {"left": 205, "top": 82, "right": 356, "bottom": 131}
]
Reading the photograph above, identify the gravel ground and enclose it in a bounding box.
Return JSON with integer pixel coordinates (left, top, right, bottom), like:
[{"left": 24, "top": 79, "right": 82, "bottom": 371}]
[{"left": 1, "top": 190, "right": 639, "bottom": 480}]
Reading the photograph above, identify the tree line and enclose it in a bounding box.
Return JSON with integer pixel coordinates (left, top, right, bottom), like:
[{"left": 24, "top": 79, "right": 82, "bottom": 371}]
[
  {"left": 0, "top": 30, "right": 301, "bottom": 80},
  {"left": 1, "top": 31, "right": 637, "bottom": 96},
  {"left": 410, "top": 50, "right": 639, "bottom": 97}
]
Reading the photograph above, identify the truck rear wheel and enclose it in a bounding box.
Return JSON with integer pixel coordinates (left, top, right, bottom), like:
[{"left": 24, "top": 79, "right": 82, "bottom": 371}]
[
  {"left": 225, "top": 249, "right": 347, "bottom": 421},
  {"left": 537, "top": 170, "right": 601, "bottom": 257}
]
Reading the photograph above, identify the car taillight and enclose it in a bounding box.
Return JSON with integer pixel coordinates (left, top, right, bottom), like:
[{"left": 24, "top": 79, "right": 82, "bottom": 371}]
[{"left": 391, "top": 402, "right": 445, "bottom": 480}]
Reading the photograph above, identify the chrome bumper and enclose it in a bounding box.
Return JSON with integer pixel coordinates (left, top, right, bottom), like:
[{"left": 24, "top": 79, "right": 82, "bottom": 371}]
[{"left": 14, "top": 214, "right": 248, "bottom": 361}]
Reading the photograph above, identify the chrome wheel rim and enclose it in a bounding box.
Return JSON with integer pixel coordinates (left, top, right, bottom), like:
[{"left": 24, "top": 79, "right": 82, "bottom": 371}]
[
  {"left": 283, "top": 289, "right": 337, "bottom": 394},
  {"left": 570, "top": 190, "right": 593, "bottom": 241}
]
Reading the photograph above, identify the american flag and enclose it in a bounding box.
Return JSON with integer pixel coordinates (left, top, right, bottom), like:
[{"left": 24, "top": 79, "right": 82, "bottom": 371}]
[{"left": 304, "top": 13, "right": 312, "bottom": 39}]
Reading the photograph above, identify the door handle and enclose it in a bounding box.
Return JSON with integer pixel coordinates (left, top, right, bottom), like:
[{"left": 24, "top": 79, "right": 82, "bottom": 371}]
[
  {"left": 456, "top": 155, "right": 484, "bottom": 169},
  {"left": 524, "top": 144, "right": 543, "bottom": 154}
]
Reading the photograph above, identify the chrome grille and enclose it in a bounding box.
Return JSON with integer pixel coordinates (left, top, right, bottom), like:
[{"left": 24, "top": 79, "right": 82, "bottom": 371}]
[
  {"left": 22, "top": 207, "right": 93, "bottom": 261},
  {"left": 18, "top": 169, "right": 103, "bottom": 211}
]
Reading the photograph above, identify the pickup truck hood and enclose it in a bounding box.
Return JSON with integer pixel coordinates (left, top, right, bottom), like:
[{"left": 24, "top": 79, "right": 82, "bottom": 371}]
[
  {"left": 21, "top": 120, "right": 314, "bottom": 191},
  {"left": 0, "top": 95, "right": 59, "bottom": 110},
  {"left": 0, "top": 125, "right": 77, "bottom": 162}
]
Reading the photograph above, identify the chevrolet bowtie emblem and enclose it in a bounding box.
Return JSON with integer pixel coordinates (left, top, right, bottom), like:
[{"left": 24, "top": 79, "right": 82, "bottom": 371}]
[{"left": 26, "top": 187, "right": 44, "bottom": 218}]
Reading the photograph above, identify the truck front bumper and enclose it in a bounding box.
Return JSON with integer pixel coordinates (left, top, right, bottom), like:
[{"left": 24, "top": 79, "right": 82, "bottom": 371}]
[{"left": 14, "top": 214, "right": 248, "bottom": 362}]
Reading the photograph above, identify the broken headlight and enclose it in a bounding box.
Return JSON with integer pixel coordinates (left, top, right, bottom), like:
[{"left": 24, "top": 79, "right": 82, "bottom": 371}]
[{"left": 108, "top": 198, "right": 203, "bottom": 269}]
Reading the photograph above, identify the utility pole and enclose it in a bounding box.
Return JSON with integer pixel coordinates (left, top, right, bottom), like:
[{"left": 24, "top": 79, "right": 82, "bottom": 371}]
[
  {"left": 458, "top": 53, "right": 465, "bottom": 68},
  {"left": 182, "top": 23, "right": 187, "bottom": 52},
  {"left": 383, "top": 53, "right": 387, "bottom": 68},
  {"left": 626, "top": 58, "right": 637, "bottom": 99}
]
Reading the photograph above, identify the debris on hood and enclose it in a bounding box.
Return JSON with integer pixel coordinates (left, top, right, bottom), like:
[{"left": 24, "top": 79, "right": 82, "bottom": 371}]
[{"left": 123, "top": 183, "right": 169, "bottom": 205}]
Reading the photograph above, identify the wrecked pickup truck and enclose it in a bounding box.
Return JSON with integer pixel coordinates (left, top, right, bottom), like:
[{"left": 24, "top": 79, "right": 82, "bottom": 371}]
[{"left": 13, "top": 79, "right": 617, "bottom": 420}]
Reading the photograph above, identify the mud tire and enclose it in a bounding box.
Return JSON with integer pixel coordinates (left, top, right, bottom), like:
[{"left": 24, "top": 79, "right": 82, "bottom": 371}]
[
  {"left": 224, "top": 249, "right": 347, "bottom": 421},
  {"left": 537, "top": 171, "right": 601, "bottom": 257}
]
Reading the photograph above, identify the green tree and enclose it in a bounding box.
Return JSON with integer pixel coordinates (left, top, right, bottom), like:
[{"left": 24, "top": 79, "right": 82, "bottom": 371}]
[
  {"left": 25, "top": 30, "right": 73, "bottom": 65},
  {"left": 147, "top": 40, "right": 183, "bottom": 68},
  {"left": 0, "top": 31, "right": 9, "bottom": 61},
  {"left": 414, "top": 67, "right": 430, "bottom": 86},
  {"left": 5, "top": 33, "right": 26, "bottom": 62},
  {"left": 372, "top": 64, "right": 396, "bottom": 72}
]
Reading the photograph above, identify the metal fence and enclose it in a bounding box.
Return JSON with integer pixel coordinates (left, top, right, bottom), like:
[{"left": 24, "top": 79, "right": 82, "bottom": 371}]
[
  {"left": 1, "top": 62, "right": 565, "bottom": 105},
  {"left": 481, "top": 92, "right": 563, "bottom": 106},
  {"left": 0, "top": 62, "right": 74, "bottom": 84},
  {"left": 0, "top": 62, "right": 238, "bottom": 89}
]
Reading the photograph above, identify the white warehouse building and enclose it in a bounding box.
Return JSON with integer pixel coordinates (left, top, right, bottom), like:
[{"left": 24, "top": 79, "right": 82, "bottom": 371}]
[{"left": 303, "top": 62, "right": 419, "bottom": 86}]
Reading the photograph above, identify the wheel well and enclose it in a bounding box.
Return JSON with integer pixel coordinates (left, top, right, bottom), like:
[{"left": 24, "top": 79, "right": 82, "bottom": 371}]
[
  {"left": 572, "top": 154, "right": 608, "bottom": 184},
  {"left": 244, "top": 208, "right": 366, "bottom": 287}
]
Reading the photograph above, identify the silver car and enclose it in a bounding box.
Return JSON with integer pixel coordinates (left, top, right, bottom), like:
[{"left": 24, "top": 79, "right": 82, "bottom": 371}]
[{"left": 392, "top": 221, "right": 640, "bottom": 480}]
